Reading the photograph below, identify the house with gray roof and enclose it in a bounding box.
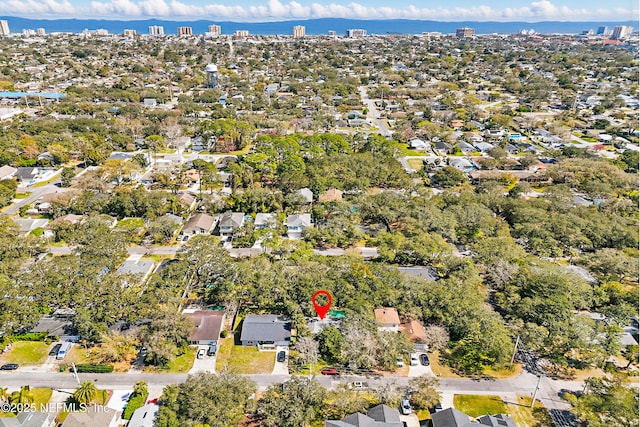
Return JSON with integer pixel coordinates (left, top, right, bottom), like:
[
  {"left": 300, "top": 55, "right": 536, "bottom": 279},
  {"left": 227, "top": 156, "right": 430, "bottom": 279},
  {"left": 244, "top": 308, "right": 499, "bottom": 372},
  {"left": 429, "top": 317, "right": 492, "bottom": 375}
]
[
  {"left": 0, "top": 165, "right": 17, "bottom": 181},
  {"left": 116, "top": 258, "right": 155, "bottom": 286},
  {"left": 285, "top": 213, "right": 312, "bottom": 240},
  {"left": 218, "top": 212, "right": 245, "bottom": 240},
  {"left": 128, "top": 404, "right": 159, "bottom": 427},
  {"left": 61, "top": 408, "right": 118, "bottom": 427},
  {"left": 240, "top": 314, "right": 291, "bottom": 347},
  {"left": 182, "top": 213, "right": 216, "bottom": 235},
  {"left": 325, "top": 404, "right": 403, "bottom": 427},
  {"left": 431, "top": 408, "right": 516, "bottom": 427},
  {"left": 295, "top": 187, "right": 314, "bottom": 204},
  {"left": 0, "top": 412, "right": 55, "bottom": 427}
]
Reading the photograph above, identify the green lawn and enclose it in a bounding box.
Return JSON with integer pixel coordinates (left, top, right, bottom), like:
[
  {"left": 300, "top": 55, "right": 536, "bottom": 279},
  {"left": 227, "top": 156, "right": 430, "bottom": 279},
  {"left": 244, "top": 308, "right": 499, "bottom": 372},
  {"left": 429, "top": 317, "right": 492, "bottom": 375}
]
[
  {"left": 116, "top": 218, "right": 146, "bottom": 228},
  {"left": 215, "top": 338, "right": 275, "bottom": 374},
  {"left": 13, "top": 192, "right": 31, "bottom": 199},
  {"left": 454, "top": 395, "right": 508, "bottom": 418},
  {"left": 406, "top": 159, "right": 424, "bottom": 171},
  {"left": 0, "top": 388, "right": 52, "bottom": 418},
  {"left": 2, "top": 342, "right": 50, "bottom": 365},
  {"left": 165, "top": 347, "right": 196, "bottom": 373}
]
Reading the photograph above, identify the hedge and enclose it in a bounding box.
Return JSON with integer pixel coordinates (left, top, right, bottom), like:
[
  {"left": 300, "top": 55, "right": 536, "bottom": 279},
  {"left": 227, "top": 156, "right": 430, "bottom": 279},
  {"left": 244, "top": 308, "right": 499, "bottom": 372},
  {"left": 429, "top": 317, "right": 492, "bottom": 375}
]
[
  {"left": 74, "top": 364, "right": 114, "bottom": 373},
  {"left": 122, "top": 391, "right": 148, "bottom": 420}
]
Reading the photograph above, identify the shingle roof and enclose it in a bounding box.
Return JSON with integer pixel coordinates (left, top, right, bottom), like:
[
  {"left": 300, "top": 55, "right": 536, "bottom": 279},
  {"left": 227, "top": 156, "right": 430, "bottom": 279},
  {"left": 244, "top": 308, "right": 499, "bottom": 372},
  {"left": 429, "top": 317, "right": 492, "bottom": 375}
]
[
  {"left": 183, "top": 213, "right": 215, "bottom": 232},
  {"left": 374, "top": 308, "right": 400, "bottom": 325},
  {"left": 184, "top": 310, "right": 224, "bottom": 343},
  {"left": 240, "top": 314, "right": 291, "bottom": 343},
  {"left": 219, "top": 212, "right": 245, "bottom": 228}
]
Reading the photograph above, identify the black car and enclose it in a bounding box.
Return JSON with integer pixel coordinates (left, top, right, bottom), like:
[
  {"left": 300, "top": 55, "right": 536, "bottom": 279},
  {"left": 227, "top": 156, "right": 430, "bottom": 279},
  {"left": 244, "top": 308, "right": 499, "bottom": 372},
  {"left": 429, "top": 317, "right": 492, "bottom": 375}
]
[
  {"left": 1, "top": 363, "right": 19, "bottom": 370},
  {"left": 277, "top": 351, "right": 286, "bottom": 362},
  {"left": 419, "top": 353, "right": 430, "bottom": 366}
]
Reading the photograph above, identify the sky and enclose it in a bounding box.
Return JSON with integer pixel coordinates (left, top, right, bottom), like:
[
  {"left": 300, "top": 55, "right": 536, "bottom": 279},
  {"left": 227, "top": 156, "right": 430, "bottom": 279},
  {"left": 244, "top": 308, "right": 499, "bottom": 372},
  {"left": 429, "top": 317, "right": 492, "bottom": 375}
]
[{"left": 0, "top": 0, "right": 637, "bottom": 22}]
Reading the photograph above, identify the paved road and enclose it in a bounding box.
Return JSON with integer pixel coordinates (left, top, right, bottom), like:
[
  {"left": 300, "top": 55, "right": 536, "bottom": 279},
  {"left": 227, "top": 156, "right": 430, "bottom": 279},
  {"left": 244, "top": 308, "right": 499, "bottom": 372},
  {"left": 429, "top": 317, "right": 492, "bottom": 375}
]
[
  {"left": 2, "top": 184, "right": 69, "bottom": 216},
  {"left": 358, "top": 86, "right": 393, "bottom": 138}
]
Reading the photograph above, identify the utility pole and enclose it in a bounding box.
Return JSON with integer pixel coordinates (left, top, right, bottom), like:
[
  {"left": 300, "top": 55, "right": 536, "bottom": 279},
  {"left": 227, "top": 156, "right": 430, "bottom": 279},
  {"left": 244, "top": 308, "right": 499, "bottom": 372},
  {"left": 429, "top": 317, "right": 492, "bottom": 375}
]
[
  {"left": 510, "top": 335, "right": 520, "bottom": 365},
  {"left": 71, "top": 362, "right": 81, "bottom": 386},
  {"left": 531, "top": 374, "right": 542, "bottom": 408}
]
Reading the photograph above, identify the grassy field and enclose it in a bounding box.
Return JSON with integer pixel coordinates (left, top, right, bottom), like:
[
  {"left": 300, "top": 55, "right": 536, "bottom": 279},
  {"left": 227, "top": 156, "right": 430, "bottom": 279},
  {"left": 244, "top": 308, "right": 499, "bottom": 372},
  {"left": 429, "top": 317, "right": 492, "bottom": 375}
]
[
  {"left": 0, "top": 388, "right": 52, "bottom": 418},
  {"left": 406, "top": 158, "right": 424, "bottom": 171},
  {"left": 116, "top": 218, "right": 146, "bottom": 229},
  {"left": 454, "top": 395, "right": 508, "bottom": 417},
  {"left": 215, "top": 338, "right": 275, "bottom": 374},
  {"left": 13, "top": 192, "right": 31, "bottom": 199},
  {"left": 2, "top": 342, "right": 50, "bottom": 365},
  {"left": 509, "top": 396, "right": 553, "bottom": 426}
]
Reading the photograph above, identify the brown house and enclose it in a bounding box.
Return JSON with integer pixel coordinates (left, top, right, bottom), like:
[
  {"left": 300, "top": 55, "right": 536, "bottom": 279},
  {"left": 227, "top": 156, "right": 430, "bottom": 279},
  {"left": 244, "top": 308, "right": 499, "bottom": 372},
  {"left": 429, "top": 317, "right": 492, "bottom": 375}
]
[
  {"left": 318, "top": 187, "right": 343, "bottom": 202},
  {"left": 184, "top": 310, "right": 225, "bottom": 345}
]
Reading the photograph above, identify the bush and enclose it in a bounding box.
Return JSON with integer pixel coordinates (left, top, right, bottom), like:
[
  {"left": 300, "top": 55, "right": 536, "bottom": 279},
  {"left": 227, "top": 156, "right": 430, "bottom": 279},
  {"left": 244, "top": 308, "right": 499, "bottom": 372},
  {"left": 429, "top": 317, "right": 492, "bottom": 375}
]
[
  {"left": 122, "top": 392, "right": 148, "bottom": 420},
  {"left": 74, "top": 363, "right": 114, "bottom": 373},
  {"left": 220, "top": 330, "right": 228, "bottom": 338},
  {"left": 9, "top": 332, "right": 48, "bottom": 342}
]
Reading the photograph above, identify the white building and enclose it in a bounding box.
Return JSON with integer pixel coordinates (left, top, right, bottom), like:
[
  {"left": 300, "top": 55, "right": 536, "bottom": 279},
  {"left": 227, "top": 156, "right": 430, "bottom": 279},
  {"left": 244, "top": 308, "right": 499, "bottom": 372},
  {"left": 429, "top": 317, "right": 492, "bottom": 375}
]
[
  {"left": 208, "top": 24, "right": 221, "bottom": 36},
  {"left": 0, "top": 20, "right": 9, "bottom": 36},
  {"left": 293, "top": 25, "right": 306, "bottom": 38},
  {"left": 346, "top": 29, "right": 366, "bottom": 38},
  {"left": 148, "top": 25, "right": 164, "bottom": 35}
]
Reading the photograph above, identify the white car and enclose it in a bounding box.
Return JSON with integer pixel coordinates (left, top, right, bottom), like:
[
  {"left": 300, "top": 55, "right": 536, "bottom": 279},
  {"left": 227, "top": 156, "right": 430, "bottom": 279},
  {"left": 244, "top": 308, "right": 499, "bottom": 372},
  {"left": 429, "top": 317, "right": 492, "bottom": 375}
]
[
  {"left": 400, "top": 398, "right": 412, "bottom": 415},
  {"left": 410, "top": 354, "right": 419, "bottom": 366},
  {"left": 197, "top": 348, "right": 206, "bottom": 359}
]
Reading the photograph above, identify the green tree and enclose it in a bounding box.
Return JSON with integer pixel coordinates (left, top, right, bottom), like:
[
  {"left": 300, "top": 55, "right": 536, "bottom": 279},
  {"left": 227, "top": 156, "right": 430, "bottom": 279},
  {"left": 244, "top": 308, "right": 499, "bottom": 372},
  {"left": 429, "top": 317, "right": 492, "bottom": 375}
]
[
  {"left": 432, "top": 166, "right": 467, "bottom": 188},
  {"left": 408, "top": 376, "right": 441, "bottom": 410},
  {"left": 258, "top": 377, "right": 327, "bottom": 427},
  {"left": 316, "top": 327, "right": 345, "bottom": 363},
  {"left": 72, "top": 381, "right": 97, "bottom": 404},
  {"left": 60, "top": 167, "right": 76, "bottom": 187}
]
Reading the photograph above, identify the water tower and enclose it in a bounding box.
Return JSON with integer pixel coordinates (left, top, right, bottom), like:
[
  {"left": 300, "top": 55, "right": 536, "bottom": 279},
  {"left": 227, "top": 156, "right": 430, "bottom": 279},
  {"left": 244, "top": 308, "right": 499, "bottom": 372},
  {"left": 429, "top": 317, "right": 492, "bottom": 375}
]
[{"left": 205, "top": 63, "right": 218, "bottom": 88}]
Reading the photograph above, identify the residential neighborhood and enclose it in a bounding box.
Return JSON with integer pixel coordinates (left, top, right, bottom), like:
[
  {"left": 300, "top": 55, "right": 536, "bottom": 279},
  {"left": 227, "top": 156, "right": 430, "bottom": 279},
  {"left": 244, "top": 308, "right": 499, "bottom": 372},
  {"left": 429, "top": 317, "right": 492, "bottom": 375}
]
[{"left": 0, "top": 13, "right": 637, "bottom": 427}]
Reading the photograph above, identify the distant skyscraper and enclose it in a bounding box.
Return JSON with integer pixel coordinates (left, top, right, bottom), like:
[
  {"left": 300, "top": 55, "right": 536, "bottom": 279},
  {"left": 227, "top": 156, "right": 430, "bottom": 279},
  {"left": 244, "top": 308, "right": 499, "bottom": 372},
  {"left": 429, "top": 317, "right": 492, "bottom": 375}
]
[
  {"left": 346, "top": 29, "right": 366, "bottom": 38},
  {"left": 0, "top": 20, "right": 10, "bottom": 36},
  {"left": 178, "top": 26, "right": 193, "bottom": 36},
  {"left": 208, "top": 25, "right": 221, "bottom": 36},
  {"left": 37, "top": 28, "right": 46, "bottom": 36},
  {"left": 328, "top": 30, "right": 337, "bottom": 37},
  {"left": 456, "top": 27, "right": 475, "bottom": 38},
  {"left": 611, "top": 25, "right": 632, "bottom": 40},
  {"left": 293, "top": 25, "right": 305, "bottom": 38},
  {"left": 235, "top": 30, "right": 249, "bottom": 37},
  {"left": 596, "top": 26, "right": 608, "bottom": 35},
  {"left": 149, "top": 25, "right": 164, "bottom": 35},
  {"left": 123, "top": 29, "right": 136, "bottom": 37}
]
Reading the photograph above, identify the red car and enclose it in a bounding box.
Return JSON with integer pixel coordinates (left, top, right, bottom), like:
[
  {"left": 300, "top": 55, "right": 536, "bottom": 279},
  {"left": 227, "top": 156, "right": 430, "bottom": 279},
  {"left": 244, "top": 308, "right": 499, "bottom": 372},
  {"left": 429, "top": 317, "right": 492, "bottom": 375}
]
[{"left": 321, "top": 367, "right": 339, "bottom": 375}]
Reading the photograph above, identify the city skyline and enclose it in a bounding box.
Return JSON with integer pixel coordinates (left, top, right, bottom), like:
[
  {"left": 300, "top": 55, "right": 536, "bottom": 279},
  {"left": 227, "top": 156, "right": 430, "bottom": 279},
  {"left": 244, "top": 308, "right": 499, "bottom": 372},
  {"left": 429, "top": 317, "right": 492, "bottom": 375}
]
[{"left": 0, "top": 0, "right": 637, "bottom": 22}]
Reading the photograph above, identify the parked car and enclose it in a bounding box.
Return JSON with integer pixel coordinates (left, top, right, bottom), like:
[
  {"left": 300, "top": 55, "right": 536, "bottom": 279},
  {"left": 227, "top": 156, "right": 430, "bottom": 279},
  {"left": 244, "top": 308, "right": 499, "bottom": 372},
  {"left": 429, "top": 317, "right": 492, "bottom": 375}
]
[
  {"left": 400, "top": 398, "right": 412, "bottom": 415},
  {"left": 0, "top": 363, "right": 19, "bottom": 370},
  {"left": 207, "top": 344, "right": 217, "bottom": 356},
  {"left": 321, "top": 367, "right": 339, "bottom": 375},
  {"left": 277, "top": 351, "right": 286, "bottom": 362},
  {"left": 429, "top": 402, "right": 443, "bottom": 414},
  {"left": 410, "top": 354, "right": 419, "bottom": 366},
  {"left": 197, "top": 348, "right": 206, "bottom": 359},
  {"left": 420, "top": 353, "right": 430, "bottom": 366},
  {"left": 396, "top": 358, "right": 404, "bottom": 368}
]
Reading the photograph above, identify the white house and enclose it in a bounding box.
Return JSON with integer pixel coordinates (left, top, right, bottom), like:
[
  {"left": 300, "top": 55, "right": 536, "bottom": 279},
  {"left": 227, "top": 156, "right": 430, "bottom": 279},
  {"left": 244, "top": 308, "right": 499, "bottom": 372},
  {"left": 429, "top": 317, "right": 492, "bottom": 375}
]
[{"left": 285, "top": 213, "right": 312, "bottom": 240}]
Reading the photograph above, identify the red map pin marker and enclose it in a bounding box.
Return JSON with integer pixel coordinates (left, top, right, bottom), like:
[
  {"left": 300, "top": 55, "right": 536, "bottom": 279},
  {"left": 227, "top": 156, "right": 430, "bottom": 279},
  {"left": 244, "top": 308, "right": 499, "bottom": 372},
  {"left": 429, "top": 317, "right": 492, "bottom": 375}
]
[{"left": 312, "top": 290, "right": 332, "bottom": 320}]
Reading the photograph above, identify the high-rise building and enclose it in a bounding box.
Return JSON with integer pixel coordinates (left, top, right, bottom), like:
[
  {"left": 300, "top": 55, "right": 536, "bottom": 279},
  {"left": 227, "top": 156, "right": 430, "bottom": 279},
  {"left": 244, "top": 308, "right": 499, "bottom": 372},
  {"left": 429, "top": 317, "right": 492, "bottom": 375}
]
[
  {"left": 208, "top": 25, "right": 221, "bottom": 36},
  {"left": 456, "top": 27, "right": 475, "bottom": 38},
  {"left": 346, "top": 29, "right": 366, "bottom": 38},
  {"left": 328, "top": 30, "right": 337, "bottom": 37},
  {"left": 123, "top": 29, "right": 136, "bottom": 37},
  {"left": 0, "top": 20, "right": 10, "bottom": 36},
  {"left": 596, "top": 26, "right": 608, "bottom": 35},
  {"left": 293, "top": 25, "right": 305, "bottom": 38},
  {"left": 149, "top": 25, "right": 164, "bottom": 35},
  {"left": 611, "top": 25, "right": 632, "bottom": 40},
  {"left": 235, "top": 30, "right": 249, "bottom": 37},
  {"left": 178, "top": 26, "right": 193, "bottom": 36},
  {"left": 37, "top": 28, "right": 46, "bottom": 36}
]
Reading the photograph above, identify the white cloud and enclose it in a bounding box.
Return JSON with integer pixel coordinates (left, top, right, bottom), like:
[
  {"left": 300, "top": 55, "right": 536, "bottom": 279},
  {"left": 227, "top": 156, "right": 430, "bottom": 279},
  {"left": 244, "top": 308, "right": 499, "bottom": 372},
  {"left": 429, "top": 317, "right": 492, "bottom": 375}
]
[{"left": 0, "top": 0, "right": 636, "bottom": 21}]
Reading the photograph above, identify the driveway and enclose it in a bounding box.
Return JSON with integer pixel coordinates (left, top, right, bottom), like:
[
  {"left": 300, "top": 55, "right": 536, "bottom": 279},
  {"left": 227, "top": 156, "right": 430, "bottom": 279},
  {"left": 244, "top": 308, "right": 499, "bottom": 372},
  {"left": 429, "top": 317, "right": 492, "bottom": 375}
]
[
  {"left": 271, "top": 346, "right": 289, "bottom": 375},
  {"left": 188, "top": 346, "right": 216, "bottom": 374},
  {"left": 399, "top": 413, "right": 420, "bottom": 427}
]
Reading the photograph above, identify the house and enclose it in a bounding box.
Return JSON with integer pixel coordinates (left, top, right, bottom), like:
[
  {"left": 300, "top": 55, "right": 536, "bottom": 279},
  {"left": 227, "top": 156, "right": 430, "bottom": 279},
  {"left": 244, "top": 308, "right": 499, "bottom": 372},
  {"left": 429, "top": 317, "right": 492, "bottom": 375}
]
[
  {"left": 431, "top": 408, "right": 516, "bottom": 427},
  {"left": 296, "top": 187, "right": 314, "bottom": 204},
  {"left": 49, "top": 214, "right": 83, "bottom": 227},
  {"left": 448, "top": 158, "right": 474, "bottom": 172},
  {"left": 14, "top": 218, "right": 49, "bottom": 236},
  {"left": 162, "top": 213, "right": 183, "bottom": 227},
  {"left": 401, "top": 319, "right": 428, "bottom": 344},
  {"left": 374, "top": 308, "right": 400, "bottom": 333},
  {"left": 61, "top": 408, "right": 119, "bottom": 427},
  {"left": 15, "top": 167, "right": 40, "bottom": 185},
  {"left": 30, "top": 312, "right": 79, "bottom": 342},
  {"left": 285, "top": 213, "right": 312, "bottom": 240},
  {"left": 409, "top": 138, "right": 430, "bottom": 151},
  {"left": 451, "top": 119, "right": 464, "bottom": 129},
  {"left": 183, "top": 310, "right": 225, "bottom": 346},
  {"left": 0, "top": 165, "right": 17, "bottom": 181},
  {"left": 474, "top": 142, "right": 495, "bottom": 153},
  {"left": 218, "top": 212, "right": 245, "bottom": 240},
  {"left": 240, "top": 314, "right": 291, "bottom": 347},
  {"left": 127, "top": 404, "right": 159, "bottom": 427},
  {"left": 176, "top": 192, "right": 197, "bottom": 211},
  {"left": 182, "top": 213, "right": 216, "bottom": 235},
  {"left": 255, "top": 213, "right": 277, "bottom": 229},
  {"left": 0, "top": 412, "right": 55, "bottom": 427},
  {"left": 434, "top": 141, "right": 453, "bottom": 155},
  {"left": 457, "top": 141, "right": 476, "bottom": 155},
  {"left": 318, "top": 187, "right": 343, "bottom": 202},
  {"left": 326, "top": 404, "right": 403, "bottom": 427},
  {"left": 115, "top": 258, "right": 155, "bottom": 285}
]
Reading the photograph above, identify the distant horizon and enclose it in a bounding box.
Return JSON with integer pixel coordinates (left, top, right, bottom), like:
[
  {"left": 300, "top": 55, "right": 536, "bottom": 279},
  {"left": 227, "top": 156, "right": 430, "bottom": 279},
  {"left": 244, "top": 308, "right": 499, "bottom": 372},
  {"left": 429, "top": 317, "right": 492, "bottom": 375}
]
[{"left": 0, "top": 0, "right": 637, "bottom": 22}]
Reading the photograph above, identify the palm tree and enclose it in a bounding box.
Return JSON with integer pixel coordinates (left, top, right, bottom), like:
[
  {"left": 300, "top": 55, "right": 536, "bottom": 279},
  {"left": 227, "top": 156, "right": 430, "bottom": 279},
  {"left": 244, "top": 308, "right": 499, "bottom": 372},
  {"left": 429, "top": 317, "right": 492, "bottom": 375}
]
[
  {"left": 10, "top": 386, "right": 34, "bottom": 405},
  {"left": 133, "top": 381, "right": 147, "bottom": 398},
  {"left": 73, "top": 381, "right": 97, "bottom": 404},
  {"left": 0, "top": 387, "right": 9, "bottom": 402}
]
